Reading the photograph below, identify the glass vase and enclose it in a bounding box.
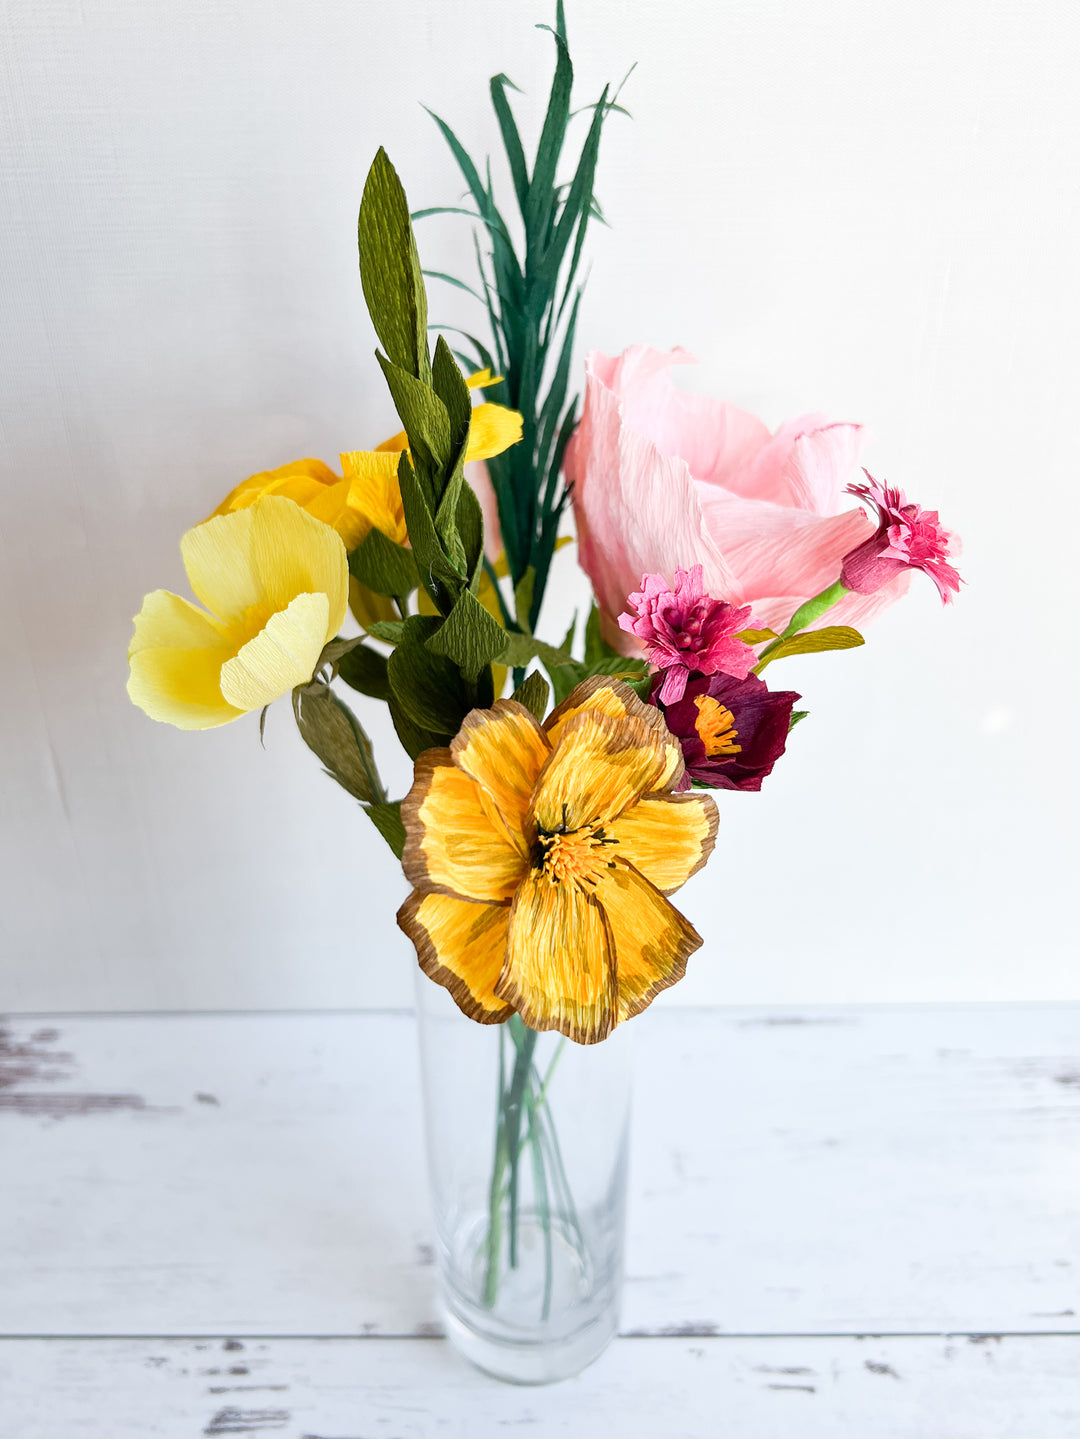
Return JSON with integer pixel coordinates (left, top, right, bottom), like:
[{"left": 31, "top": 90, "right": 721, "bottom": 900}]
[{"left": 414, "top": 973, "right": 633, "bottom": 1384}]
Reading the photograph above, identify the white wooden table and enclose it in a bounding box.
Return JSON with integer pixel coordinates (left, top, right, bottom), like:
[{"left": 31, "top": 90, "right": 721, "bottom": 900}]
[{"left": 1, "top": 1006, "right": 1077, "bottom": 1437}]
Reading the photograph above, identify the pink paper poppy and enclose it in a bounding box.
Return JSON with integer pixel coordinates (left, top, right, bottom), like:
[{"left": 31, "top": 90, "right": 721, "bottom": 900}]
[{"left": 565, "top": 346, "right": 910, "bottom": 650}]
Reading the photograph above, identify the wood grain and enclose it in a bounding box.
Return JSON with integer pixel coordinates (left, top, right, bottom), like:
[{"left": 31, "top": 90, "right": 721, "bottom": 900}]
[{"left": 0, "top": 1007, "right": 1076, "bottom": 1339}]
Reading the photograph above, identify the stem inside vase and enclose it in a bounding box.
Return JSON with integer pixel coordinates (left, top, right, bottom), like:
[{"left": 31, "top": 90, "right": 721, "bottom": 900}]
[{"left": 482, "top": 1014, "right": 575, "bottom": 1319}]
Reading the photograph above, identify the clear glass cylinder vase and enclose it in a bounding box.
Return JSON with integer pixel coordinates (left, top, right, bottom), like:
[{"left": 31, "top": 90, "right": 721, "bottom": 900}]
[{"left": 415, "top": 974, "right": 633, "bottom": 1384}]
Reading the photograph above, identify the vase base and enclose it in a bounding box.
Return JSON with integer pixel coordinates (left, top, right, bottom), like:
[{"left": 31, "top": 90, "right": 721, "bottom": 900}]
[{"left": 442, "top": 1301, "right": 619, "bottom": 1385}]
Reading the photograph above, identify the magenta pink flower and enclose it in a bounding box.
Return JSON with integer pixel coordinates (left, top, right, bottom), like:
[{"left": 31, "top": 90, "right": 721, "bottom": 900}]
[
  {"left": 565, "top": 347, "right": 911, "bottom": 652},
  {"left": 841, "top": 472, "right": 962, "bottom": 604},
  {"left": 618, "top": 566, "right": 756, "bottom": 705}
]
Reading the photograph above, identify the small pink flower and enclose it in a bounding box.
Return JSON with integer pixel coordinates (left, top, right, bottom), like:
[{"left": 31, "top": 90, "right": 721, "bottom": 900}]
[
  {"left": 841, "top": 472, "right": 962, "bottom": 604},
  {"left": 618, "top": 565, "right": 756, "bottom": 705}
]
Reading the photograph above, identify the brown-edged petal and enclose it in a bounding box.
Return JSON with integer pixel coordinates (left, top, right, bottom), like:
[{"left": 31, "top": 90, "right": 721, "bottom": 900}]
[
  {"left": 608, "top": 792, "right": 718, "bottom": 895},
  {"left": 593, "top": 859, "right": 704, "bottom": 1023},
  {"left": 531, "top": 709, "right": 681, "bottom": 836},
  {"left": 496, "top": 869, "right": 617, "bottom": 1045},
  {"left": 397, "top": 890, "right": 513, "bottom": 1024},
  {"left": 402, "top": 750, "right": 528, "bottom": 902},
  {"left": 451, "top": 700, "right": 551, "bottom": 841}
]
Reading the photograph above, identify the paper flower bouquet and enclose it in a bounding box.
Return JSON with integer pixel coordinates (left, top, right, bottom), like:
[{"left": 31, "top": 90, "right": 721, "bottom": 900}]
[{"left": 127, "top": 6, "right": 960, "bottom": 1383}]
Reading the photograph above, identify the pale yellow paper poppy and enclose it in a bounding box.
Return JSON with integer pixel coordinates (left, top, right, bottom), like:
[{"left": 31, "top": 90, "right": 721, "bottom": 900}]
[{"left": 127, "top": 495, "right": 348, "bottom": 730}]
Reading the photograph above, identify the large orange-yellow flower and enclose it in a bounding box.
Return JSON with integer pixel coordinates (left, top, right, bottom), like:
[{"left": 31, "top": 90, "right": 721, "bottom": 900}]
[
  {"left": 127, "top": 495, "right": 347, "bottom": 730},
  {"left": 398, "top": 678, "right": 719, "bottom": 1044},
  {"left": 209, "top": 371, "right": 522, "bottom": 552}
]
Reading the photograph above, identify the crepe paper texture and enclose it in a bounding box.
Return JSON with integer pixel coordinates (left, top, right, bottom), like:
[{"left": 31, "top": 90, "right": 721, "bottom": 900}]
[
  {"left": 127, "top": 496, "right": 347, "bottom": 730},
  {"left": 397, "top": 678, "right": 717, "bottom": 1045},
  {"left": 653, "top": 672, "right": 802, "bottom": 793},
  {"left": 565, "top": 345, "right": 916, "bottom": 646},
  {"left": 618, "top": 565, "right": 757, "bottom": 704},
  {"left": 843, "top": 471, "right": 963, "bottom": 603},
  {"left": 126, "top": 11, "right": 963, "bottom": 1054}
]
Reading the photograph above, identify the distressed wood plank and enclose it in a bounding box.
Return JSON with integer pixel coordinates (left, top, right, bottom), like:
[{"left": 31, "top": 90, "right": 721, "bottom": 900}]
[
  {"left": 0, "top": 1335, "right": 1077, "bottom": 1439},
  {"left": 0, "top": 1008, "right": 1077, "bottom": 1337}
]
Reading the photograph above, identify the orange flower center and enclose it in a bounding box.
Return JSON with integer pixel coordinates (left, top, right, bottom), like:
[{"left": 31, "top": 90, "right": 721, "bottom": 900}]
[
  {"left": 534, "top": 816, "right": 617, "bottom": 890},
  {"left": 694, "top": 695, "right": 742, "bottom": 757}
]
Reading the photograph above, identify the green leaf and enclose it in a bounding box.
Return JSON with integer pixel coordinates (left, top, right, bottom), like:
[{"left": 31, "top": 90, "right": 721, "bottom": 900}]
[
  {"left": 388, "top": 616, "right": 473, "bottom": 736},
  {"left": 490, "top": 73, "right": 530, "bottom": 215},
  {"left": 737, "top": 628, "right": 779, "bottom": 644},
  {"left": 292, "top": 685, "right": 382, "bottom": 805},
  {"left": 376, "top": 353, "right": 451, "bottom": 477},
  {"left": 583, "top": 601, "right": 613, "bottom": 662},
  {"left": 396, "top": 453, "right": 461, "bottom": 610},
  {"left": 388, "top": 692, "right": 447, "bottom": 762},
  {"left": 364, "top": 800, "right": 406, "bottom": 858},
  {"left": 337, "top": 643, "right": 391, "bottom": 701},
  {"left": 425, "top": 589, "right": 507, "bottom": 681},
  {"left": 367, "top": 619, "right": 406, "bottom": 644},
  {"left": 511, "top": 669, "right": 550, "bottom": 721},
  {"left": 513, "top": 567, "right": 536, "bottom": 632},
  {"left": 422, "top": 269, "right": 485, "bottom": 302},
  {"left": 499, "top": 629, "right": 575, "bottom": 672},
  {"left": 526, "top": 19, "right": 573, "bottom": 239},
  {"left": 358, "top": 148, "right": 430, "bottom": 383},
  {"left": 431, "top": 335, "right": 472, "bottom": 451},
  {"left": 348, "top": 526, "right": 419, "bottom": 599},
  {"left": 788, "top": 710, "right": 810, "bottom": 731},
  {"left": 457, "top": 481, "right": 486, "bottom": 589},
  {"left": 546, "top": 655, "right": 652, "bottom": 705},
  {"left": 755, "top": 626, "right": 865, "bottom": 673}
]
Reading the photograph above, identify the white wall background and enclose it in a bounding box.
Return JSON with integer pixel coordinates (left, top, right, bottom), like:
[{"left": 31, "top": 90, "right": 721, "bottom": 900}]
[{"left": 2, "top": 0, "right": 1077, "bottom": 1012}]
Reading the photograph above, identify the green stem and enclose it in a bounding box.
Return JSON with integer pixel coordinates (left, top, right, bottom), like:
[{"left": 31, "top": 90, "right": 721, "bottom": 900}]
[
  {"left": 482, "top": 1028, "right": 510, "bottom": 1308},
  {"left": 753, "top": 579, "right": 849, "bottom": 673},
  {"left": 524, "top": 1087, "right": 554, "bottom": 1322},
  {"left": 504, "top": 1017, "right": 538, "bottom": 1269}
]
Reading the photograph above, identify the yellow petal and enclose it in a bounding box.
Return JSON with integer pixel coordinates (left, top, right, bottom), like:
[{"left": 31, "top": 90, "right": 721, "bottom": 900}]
[
  {"left": 593, "top": 860, "right": 704, "bottom": 1023},
  {"left": 608, "top": 793, "right": 718, "bottom": 895},
  {"left": 450, "top": 701, "right": 551, "bottom": 840},
  {"left": 465, "top": 368, "right": 502, "bottom": 390},
  {"left": 128, "top": 589, "right": 230, "bottom": 658},
  {"left": 496, "top": 869, "right": 617, "bottom": 1044},
  {"left": 126, "top": 592, "right": 242, "bottom": 729},
  {"left": 210, "top": 458, "right": 341, "bottom": 521},
  {"left": 218, "top": 591, "right": 330, "bottom": 711},
  {"left": 532, "top": 709, "right": 681, "bottom": 836},
  {"left": 402, "top": 750, "right": 529, "bottom": 901},
  {"left": 247, "top": 495, "right": 348, "bottom": 641},
  {"left": 340, "top": 450, "right": 408, "bottom": 547},
  {"left": 544, "top": 678, "right": 681, "bottom": 795},
  {"left": 465, "top": 402, "right": 523, "bottom": 462},
  {"left": 181, "top": 506, "right": 264, "bottom": 627},
  {"left": 398, "top": 890, "right": 513, "bottom": 1024}
]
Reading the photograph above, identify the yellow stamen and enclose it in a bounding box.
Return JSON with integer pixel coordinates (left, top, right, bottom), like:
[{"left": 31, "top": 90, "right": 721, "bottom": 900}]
[
  {"left": 536, "top": 820, "right": 616, "bottom": 889},
  {"left": 694, "top": 695, "right": 742, "bottom": 757}
]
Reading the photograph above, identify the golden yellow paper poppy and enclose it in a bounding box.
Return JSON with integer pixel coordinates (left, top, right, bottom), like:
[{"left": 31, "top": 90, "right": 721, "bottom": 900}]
[
  {"left": 209, "top": 371, "right": 522, "bottom": 553},
  {"left": 397, "top": 677, "right": 719, "bottom": 1044},
  {"left": 127, "top": 495, "right": 348, "bottom": 730}
]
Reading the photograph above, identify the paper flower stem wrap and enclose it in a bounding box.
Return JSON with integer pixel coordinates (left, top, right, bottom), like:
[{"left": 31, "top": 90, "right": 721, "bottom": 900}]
[{"left": 397, "top": 677, "right": 718, "bottom": 1045}]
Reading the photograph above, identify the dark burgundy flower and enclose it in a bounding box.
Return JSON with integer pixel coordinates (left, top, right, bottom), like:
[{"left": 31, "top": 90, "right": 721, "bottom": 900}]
[
  {"left": 654, "top": 671, "right": 801, "bottom": 792},
  {"left": 841, "top": 471, "right": 962, "bottom": 604}
]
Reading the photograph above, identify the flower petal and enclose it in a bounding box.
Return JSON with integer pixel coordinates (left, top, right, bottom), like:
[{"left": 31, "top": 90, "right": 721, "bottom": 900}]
[
  {"left": 181, "top": 506, "right": 265, "bottom": 627},
  {"left": 608, "top": 792, "right": 718, "bottom": 895},
  {"left": 218, "top": 592, "right": 329, "bottom": 711},
  {"left": 247, "top": 495, "right": 348, "bottom": 641},
  {"left": 451, "top": 701, "right": 551, "bottom": 838},
  {"left": 592, "top": 860, "right": 704, "bottom": 1023},
  {"left": 210, "top": 459, "right": 341, "bottom": 522},
  {"left": 126, "top": 592, "right": 242, "bottom": 729},
  {"left": 533, "top": 709, "right": 682, "bottom": 833},
  {"left": 128, "top": 588, "right": 230, "bottom": 657},
  {"left": 496, "top": 870, "right": 617, "bottom": 1044},
  {"left": 398, "top": 890, "right": 513, "bottom": 1024},
  {"left": 465, "top": 402, "right": 523, "bottom": 461},
  {"left": 543, "top": 676, "right": 681, "bottom": 790},
  {"left": 340, "top": 449, "right": 408, "bottom": 547},
  {"left": 402, "top": 750, "right": 529, "bottom": 901}
]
